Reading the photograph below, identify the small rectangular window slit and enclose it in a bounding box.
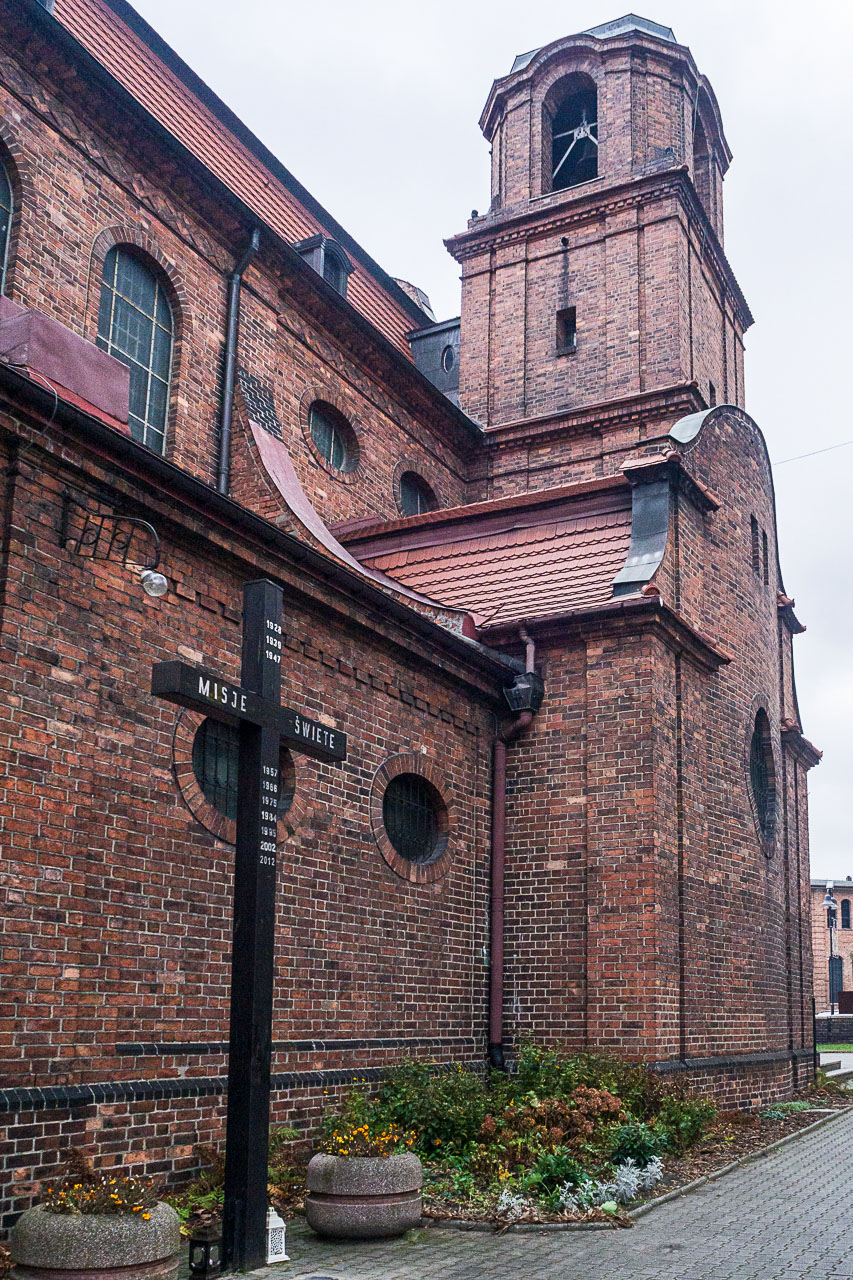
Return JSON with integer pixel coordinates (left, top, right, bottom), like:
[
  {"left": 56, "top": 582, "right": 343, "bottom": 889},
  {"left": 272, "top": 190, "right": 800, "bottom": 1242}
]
[
  {"left": 556, "top": 306, "right": 577, "bottom": 355},
  {"left": 762, "top": 530, "right": 770, "bottom": 586},
  {"left": 750, "top": 516, "right": 760, "bottom": 576}
]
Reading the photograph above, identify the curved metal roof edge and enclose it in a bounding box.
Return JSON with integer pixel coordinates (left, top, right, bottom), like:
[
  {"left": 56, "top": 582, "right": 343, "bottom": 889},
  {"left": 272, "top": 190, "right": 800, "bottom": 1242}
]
[{"left": 0, "top": 360, "right": 515, "bottom": 686}]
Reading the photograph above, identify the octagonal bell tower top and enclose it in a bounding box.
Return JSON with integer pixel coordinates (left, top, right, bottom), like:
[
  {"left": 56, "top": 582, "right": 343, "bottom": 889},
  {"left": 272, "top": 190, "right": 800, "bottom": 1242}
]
[{"left": 480, "top": 13, "right": 730, "bottom": 241}]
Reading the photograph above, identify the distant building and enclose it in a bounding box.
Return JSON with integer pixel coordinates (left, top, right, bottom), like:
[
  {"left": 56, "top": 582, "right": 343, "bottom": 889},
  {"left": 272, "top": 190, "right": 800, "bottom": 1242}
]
[{"left": 812, "top": 878, "right": 853, "bottom": 1012}]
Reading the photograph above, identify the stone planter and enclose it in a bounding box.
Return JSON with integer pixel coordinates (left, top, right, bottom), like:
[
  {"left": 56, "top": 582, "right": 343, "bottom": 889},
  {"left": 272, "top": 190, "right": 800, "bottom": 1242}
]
[
  {"left": 10, "top": 1202, "right": 181, "bottom": 1280},
  {"left": 305, "top": 1152, "right": 422, "bottom": 1239}
]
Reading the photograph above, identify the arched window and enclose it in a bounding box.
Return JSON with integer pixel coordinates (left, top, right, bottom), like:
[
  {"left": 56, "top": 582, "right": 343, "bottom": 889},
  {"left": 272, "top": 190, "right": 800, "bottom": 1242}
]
[
  {"left": 749, "top": 709, "right": 777, "bottom": 844},
  {"left": 308, "top": 401, "right": 358, "bottom": 472},
  {"left": 0, "top": 158, "right": 13, "bottom": 294},
  {"left": 843, "top": 900, "right": 851, "bottom": 930},
  {"left": 399, "top": 471, "right": 437, "bottom": 517},
  {"left": 96, "top": 246, "right": 173, "bottom": 453},
  {"left": 547, "top": 74, "right": 598, "bottom": 193}
]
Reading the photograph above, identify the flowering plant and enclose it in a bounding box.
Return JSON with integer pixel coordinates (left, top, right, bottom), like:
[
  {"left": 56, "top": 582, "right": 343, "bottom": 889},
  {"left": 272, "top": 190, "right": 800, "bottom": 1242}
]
[
  {"left": 40, "top": 1149, "right": 158, "bottom": 1218},
  {"left": 321, "top": 1120, "right": 416, "bottom": 1158}
]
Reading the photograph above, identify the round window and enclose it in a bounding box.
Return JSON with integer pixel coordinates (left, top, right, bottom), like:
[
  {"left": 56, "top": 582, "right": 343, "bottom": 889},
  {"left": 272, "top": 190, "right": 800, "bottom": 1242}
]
[
  {"left": 441, "top": 344, "right": 455, "bottom": 373},
  {"left": 382, "top": 773, "right": 446, "bottom": 865},
  {"left": 399, "top": 471, "right": 437, "bottom": 517},
  {"left": 308, "top": 401, "right": 358, "bottom": 473},
  {"left": 191, "top": 718, "right": 295, "bottom": 821},
  {"left": 749, "top": 710, "right": 776, "bottom": 843}
]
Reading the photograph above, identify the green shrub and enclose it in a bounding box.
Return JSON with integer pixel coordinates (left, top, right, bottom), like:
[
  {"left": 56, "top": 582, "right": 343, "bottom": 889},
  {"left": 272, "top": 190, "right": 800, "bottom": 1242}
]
[
  {"left": 504, "top": 1044, "right": 670, "bottom": 1121},
  {"left": 655, "top": 1096, "right": 717, "bottom": 1152},
  {"left": 609, "top": 1121, "right": 669, "bottom": 1167},
  {"left": 377, "top": 1060, "right": 488, "bottom": 1157},
  {"left": 520, "top": 1147, "right": 586, "bottom": 1197}
]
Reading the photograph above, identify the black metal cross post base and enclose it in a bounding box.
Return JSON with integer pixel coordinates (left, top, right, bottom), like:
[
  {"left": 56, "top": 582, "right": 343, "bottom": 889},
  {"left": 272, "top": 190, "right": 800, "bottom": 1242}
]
[{"left": 151, "top": 579, "right": 346, "bottom": 1270}]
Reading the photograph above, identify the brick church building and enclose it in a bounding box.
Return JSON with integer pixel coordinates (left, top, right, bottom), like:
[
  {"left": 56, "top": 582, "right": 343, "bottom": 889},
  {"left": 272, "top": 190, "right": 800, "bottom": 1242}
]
[{"left": 0, "top": 2, "right": 820, "bottom": 1223}]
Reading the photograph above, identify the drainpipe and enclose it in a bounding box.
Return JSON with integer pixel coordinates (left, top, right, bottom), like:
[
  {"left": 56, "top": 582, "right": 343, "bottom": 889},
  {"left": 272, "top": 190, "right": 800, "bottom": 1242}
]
[
  {"left": 216, "top": 228, "right": 261, "bottom": 496},
  {"left": 489, "top": 625, "right": 537, "bottom": 1071}
]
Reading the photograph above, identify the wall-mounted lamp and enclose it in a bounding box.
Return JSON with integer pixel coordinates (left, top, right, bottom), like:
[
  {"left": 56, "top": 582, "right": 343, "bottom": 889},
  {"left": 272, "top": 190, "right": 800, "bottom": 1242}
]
[
  {"left": 60, "top": 493, "right": 169, "bottom": 598},
  {"left": 138, "top": 568, "right": 169, "bottom": 598},
  {"left": 503, "top": 671, "right": 545, "bottom": 713}
]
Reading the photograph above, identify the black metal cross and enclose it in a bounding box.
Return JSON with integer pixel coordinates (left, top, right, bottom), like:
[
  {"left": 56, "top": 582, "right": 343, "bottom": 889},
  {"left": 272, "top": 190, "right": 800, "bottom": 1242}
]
[{"left": 151, "top": 579, "right": 346, "bottom": 1270}]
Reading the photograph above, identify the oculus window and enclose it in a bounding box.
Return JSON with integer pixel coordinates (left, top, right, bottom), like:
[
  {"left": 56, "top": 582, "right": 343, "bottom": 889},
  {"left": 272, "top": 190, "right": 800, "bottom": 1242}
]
[
  {"left": 308, "top": 401, "right": 359, "bottom": 473},
  {"left": 97, "top": 246, "right": 173, "bottom": 453},
  {"left": 399, "top": 471, "right": 438, "bottom": 517},
  {"left": 192, "top": 717, "right": 294, "bottom": 821},
  {"left": 382, "top": 772, "right": 446, "bottom": 866}
]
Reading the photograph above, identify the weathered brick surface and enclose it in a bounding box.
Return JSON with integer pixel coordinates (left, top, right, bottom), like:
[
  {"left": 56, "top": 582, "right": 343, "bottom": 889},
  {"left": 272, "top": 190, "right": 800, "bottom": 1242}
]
[{"left": 0, "top": 7, "right": 816, "bottom": 1233}]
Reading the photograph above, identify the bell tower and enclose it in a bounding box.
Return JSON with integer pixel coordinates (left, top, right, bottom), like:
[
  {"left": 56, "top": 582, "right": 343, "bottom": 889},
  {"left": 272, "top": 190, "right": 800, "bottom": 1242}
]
[{"left": 447, "top": 16, "right": 752, "bottom": 455}]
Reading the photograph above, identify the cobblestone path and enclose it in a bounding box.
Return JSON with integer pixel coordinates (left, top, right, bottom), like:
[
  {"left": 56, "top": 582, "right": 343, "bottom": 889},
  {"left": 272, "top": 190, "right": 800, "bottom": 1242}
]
[{"left": 262, "top": 1109, "right": 853, "bottom": 1280}]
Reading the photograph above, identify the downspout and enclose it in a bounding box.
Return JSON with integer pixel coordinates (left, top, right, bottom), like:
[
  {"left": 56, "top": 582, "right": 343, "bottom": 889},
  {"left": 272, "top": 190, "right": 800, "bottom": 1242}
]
[
  {"left": 216, "top": 228, "right": 261, "bottom": 495},
  {"left": 489, "top": 625, "right": 537, "bottom": 1070}
]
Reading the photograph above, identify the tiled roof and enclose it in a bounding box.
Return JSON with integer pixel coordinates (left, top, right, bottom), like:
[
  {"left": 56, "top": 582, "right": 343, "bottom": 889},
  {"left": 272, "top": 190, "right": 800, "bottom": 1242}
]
[
  {"left": 52, "top": 0, "right": 422, "bottom": 354},
  {"left": 349, "top": 486, "right": 633, "bottom": 627}
]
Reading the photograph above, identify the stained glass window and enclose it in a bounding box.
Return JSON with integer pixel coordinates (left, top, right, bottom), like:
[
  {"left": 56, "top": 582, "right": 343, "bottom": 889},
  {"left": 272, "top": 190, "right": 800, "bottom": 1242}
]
[
  {"left": 97, "top": 247, "right": 173, "bottom": 453},
  {"left": 749, "top": 713, "right": 775, "bottom": 841},
  {"left": 309, "top": 402, "right": 357, "bottom": 472},
  {"left": 0, "top": 160, "right": 13, "bottom": 294}
]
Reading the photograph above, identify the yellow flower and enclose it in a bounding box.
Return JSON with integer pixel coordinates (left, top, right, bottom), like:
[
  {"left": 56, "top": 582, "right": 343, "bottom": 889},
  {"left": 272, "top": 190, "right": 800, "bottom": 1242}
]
[{"left": 142, "top": 1213, "right": 151, "bottom": 1220}]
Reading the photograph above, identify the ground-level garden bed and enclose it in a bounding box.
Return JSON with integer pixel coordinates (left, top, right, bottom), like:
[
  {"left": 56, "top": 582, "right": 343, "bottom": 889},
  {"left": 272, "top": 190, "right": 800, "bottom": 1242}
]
[{"left": 164, "top": 1046, "right": 853, "bottom": 1238}]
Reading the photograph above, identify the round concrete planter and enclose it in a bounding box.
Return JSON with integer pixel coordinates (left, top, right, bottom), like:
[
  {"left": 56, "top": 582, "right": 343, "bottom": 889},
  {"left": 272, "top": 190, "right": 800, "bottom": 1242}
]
[
  {"left": 10, "top": 1202, "right": 181, "bottom": 1279},
  {"left": 305, "top": 1152, "right": 422, "bottom": 1239}
]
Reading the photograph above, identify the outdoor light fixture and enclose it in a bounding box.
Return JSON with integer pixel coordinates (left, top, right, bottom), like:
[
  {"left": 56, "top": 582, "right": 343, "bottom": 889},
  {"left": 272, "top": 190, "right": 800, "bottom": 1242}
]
[
  {"left": 138, "top": 567, "right": 169, "bottom": 597},
  {"left": 60, "top": 493, "right": 169, "bottom": 597},
  {"left": 267, "top": 1206, "right": 288, "bottom": 1263},
  {"left": 503, "top": 670, "right": 545, "bottom": 713},
  {"left": 188, "top": 1221, "right": 222, "bottom": 1277}
]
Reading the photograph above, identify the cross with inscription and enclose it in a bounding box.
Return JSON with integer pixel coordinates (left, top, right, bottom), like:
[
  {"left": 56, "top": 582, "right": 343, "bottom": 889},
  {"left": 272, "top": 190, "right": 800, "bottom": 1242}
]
[{"left": 151, "top": 579, "right": 346, "bottom": 1270}]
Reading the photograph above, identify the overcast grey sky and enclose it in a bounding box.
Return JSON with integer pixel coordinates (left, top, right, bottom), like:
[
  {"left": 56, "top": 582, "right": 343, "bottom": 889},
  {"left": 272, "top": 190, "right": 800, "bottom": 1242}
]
[{"left": 128, "top": 0, "right": 852, "bottom": 877}]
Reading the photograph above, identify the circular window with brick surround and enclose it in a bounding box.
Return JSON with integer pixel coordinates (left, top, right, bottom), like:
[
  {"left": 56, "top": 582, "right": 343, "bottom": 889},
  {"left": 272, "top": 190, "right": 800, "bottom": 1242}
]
[
  {"left": 173, "top": 710, "right": 307, "bottom": 843},
  {"left": 370, "top": 752, "right": 455, "bottom": 883},
  {"left": 307, "top": 401, "right": 359, "bottom": 474},
  {"left": 747, "top": 706, "right": 777, "bottom": 854},
  {"left": 191, "top": 718, "right": 295, "bottom": 821}
]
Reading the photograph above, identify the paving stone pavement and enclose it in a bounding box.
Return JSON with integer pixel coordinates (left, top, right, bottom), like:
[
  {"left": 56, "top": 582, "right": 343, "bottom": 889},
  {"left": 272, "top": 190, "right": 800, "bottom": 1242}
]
[{"left": 259, "top": 1109, "right": 853, "bottom": 1280}]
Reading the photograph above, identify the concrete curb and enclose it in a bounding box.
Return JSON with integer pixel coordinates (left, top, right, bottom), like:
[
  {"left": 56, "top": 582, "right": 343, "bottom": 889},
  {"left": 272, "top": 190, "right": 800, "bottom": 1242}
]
[{"left": 421, "top": 1106, "right": 853, "bottom": 1235}]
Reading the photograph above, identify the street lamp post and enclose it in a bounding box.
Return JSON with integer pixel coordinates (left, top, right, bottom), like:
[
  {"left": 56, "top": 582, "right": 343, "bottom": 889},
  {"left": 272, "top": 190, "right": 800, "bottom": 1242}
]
[{"left": 823, "top": 883, "right": 841, "bottom": 1015}]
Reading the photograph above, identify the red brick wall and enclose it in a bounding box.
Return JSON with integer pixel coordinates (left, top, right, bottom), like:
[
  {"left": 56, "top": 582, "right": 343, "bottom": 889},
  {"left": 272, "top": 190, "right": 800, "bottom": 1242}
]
[
  {"left": 0, "top": 7, "right": 816, "bottom": 1234},
  {"left": 0, "top": 416, "right": 498, "bottom": 1228}
]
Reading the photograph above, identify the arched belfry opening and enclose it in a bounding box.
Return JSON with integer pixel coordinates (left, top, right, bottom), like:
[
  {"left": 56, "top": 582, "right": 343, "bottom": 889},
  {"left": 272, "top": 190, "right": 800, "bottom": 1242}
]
[{"left": 545, "top": 73, "right": 598, "bottom": 193}]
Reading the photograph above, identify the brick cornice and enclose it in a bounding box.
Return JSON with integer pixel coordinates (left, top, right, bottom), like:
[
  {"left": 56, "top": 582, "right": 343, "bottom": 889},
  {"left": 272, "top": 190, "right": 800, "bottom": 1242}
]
[
  {"left": 781, "top": 719, "right": 822, "bottom": 770},
  {"left": 481, "top": 383, "right": 705, "bottom": 450},
  {"left": 447, "top": 167, "right": 752, "bottom": 331},
  {"left": 480, "top": 596, "right": 731, "bottom": 674}
]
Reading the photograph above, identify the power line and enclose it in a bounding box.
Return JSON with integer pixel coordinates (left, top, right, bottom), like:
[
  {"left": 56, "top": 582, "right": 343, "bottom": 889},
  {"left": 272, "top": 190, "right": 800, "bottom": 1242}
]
[{"left": 774, "top": 439, "right": 853, "bottom": 466}]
